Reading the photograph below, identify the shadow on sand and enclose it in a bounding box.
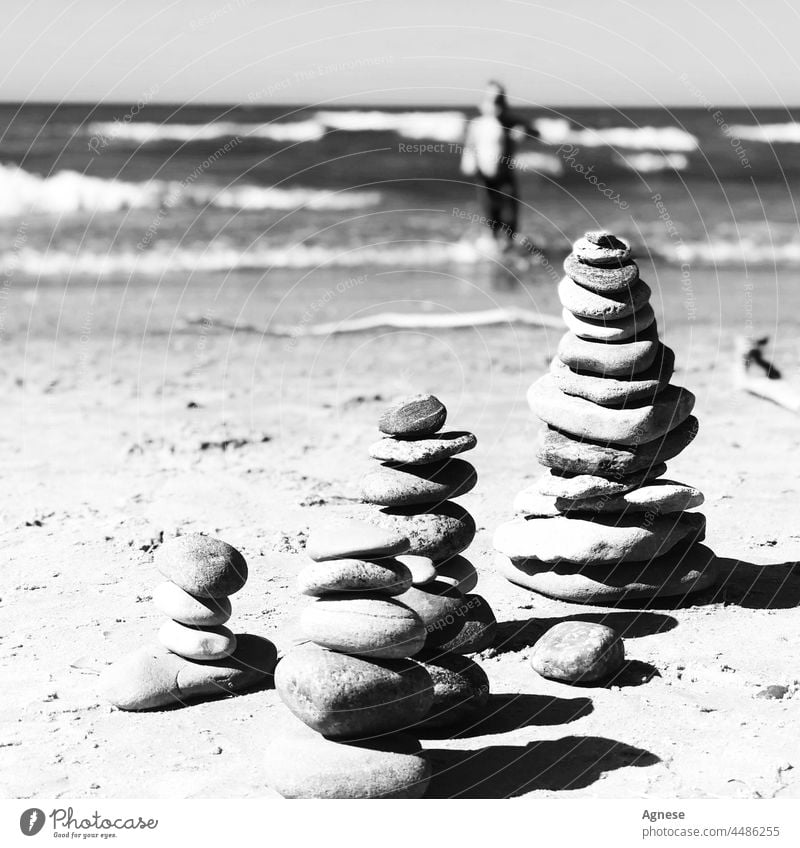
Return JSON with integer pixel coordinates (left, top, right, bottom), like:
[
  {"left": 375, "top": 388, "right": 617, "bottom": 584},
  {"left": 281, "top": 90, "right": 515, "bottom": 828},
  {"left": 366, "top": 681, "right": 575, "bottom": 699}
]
[
  {"left": 420, "top": 692, "right": 594, "bottom": 740},
  {"left": 426, "top": 735, "right": 660, "bottom": 797},
  {"left": 614, "top": 555, "right": 800, "bottom": 611}
]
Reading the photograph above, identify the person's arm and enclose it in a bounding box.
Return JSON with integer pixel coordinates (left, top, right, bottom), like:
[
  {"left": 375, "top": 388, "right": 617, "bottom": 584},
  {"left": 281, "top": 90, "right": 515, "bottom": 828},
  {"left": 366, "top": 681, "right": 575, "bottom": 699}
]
[
  {"left": 510, "top": 115, "right": 540, "bottom": 143},
  {"left": 460, "top": 120, "right": 478, "bottom": 176}
]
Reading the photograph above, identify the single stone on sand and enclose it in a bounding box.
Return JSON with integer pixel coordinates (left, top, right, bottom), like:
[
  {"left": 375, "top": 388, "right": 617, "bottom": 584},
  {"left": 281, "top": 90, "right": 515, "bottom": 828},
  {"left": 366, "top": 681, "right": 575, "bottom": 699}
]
[
  {"left": 561, "top": 303, "right": 655, "bottom": 342},
  {"left": 275, "top": 644, "right": 433, "bottom": 739},
  {"left": 153, "top": 581, "right": 232, "bottom": 626},
  {"left": 558, "top": 274, "right": 651, "bottom": 320},
  {"left": 550, "top": 344, "right": 675, "bottom": 406},
  {"left": 495, "top": 542, "right": 719, "bottom": 604},
  {"left": 494, "top": 511, "right": 706, "bottom": 565},
  {"left": 435, "top": 555, "right": 478, "bottom": 593},
  {"left": 158, "top": 620, "right": 237, "bottom": 661},
  {"left": 306, "top": 518, "right": 410, "bottom": 562},
  {"left": 536, "top": 416, "right": 699, "bottom": 476},
  {"left": 373, "top": 501, "right": 476, "bottom": 562},
  {"left": 535, "top": 463, "right": 666, "bottom": 499},
  {"left": 563, "top": 252, "right": 639, "bottom": 293},
  {"left": 531, "top": 622, "right": 624, "bottom": 683},
  {"left": 557, "top": 326, "right": 660, "bottom": 377},
  {"left": 264, "top": 723, "right": 431, "bottom": 798},
  {"left": 368, "top": 431, "right": 477, "bottom": 465},
  {"left": 300, "top": 595, "right": 426, "bottom": 658},
  {"left": 529, "top": 376, "right": 695, "bottom": 446},
  {"left": 396, "top": 554, "right": 437, "bottom": 586},
  {"left": 100, "top": 635, "right": 277, "bottom": 710},
  {"left": 297, "top": 558, "right": 412, "bottom": 597},
  {"left": 154, "top": 534, "right": 248, "bottom": 598},
  {"left": 755, "top": 685, "right": 789, "bottom": 700},
  {"left": 416, "top": 653, "right": 490, "bottom": 729},
  {"left": 378, "top": 393, "right": 447, "bottom": 437},
  {"left": 515, "top": 479, "right": 704, "bottom": 516},
  {"left": 360, "top": 458, "right": 477, "bottom": 507}
]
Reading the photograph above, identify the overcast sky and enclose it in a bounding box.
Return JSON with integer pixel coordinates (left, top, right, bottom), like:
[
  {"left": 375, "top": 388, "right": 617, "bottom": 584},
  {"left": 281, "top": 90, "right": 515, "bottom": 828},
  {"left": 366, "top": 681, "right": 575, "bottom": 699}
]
[{"left": 2, "top": 0, "right": 798, "bottom": 107}]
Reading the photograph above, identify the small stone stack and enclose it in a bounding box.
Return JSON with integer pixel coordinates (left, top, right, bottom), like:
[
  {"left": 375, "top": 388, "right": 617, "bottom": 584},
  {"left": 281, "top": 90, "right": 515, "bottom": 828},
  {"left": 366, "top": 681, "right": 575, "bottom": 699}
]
[
  {"left": 268, "top": 519, "right": 434, "bottom": 798},
  {"left": 101, "top": 534, "right": 277, "bottom": 710},
  {"left": 361, "top": 393, "right": 497, "bottom": 659},
  {"left": 153, "top": 535, "right": 242, "bottom": 661},
  {"left": 493, "top": 232, "right": 718, "bottom": 604}
]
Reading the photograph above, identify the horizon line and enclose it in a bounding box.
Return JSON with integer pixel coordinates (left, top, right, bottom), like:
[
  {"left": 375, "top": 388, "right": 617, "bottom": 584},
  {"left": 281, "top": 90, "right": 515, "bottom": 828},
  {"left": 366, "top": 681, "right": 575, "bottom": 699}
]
[{"left": 1, "top": 99, "right": 798, "bottom": 111}]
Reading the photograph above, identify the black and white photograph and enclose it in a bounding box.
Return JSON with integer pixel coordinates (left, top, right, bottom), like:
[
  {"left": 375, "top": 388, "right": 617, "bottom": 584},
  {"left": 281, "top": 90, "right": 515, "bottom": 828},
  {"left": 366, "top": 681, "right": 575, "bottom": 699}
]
[{"left": 1, "top": 0, "right": 799, "bottom": 833}]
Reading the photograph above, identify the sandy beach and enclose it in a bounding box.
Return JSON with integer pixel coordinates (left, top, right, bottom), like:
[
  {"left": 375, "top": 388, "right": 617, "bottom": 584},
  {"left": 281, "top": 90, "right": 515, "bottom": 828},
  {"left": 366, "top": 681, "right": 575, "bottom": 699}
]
[{"left": 2, "top": 258, "right": 799, "bottom": 799}]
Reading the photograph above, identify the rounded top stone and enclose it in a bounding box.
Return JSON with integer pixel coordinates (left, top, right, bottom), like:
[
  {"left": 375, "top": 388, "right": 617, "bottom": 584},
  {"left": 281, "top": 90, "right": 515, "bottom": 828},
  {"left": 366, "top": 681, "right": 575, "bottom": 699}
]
[
  {"left": 154, "top": 534, "right": 248, "bottom": 598},
  {"left": 585, "top": 231, "right": 626, "bottom": 248},
  {"left": 573, "top": 233, "right": 632, "bottom": 267},
  {"left": 378, "top": 393, "right": 447, "bottom": 437}
]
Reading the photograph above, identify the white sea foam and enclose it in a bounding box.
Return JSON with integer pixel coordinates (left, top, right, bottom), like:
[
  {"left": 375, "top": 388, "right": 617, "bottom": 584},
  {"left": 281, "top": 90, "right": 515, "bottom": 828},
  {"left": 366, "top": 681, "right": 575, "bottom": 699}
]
[
  {"left": 86, "top": 119, "right": 326, "bottom": 145},
  {"left": 0, "top": 163, "right": 380, "bottom": 216},
  {"left": 5, "top": 240, "right": 487, "bottom": 277},
  {"left": 512, "top": 151, "right": 565, "bottom": 176},
  {"left": 725, "top": 122, "right": 800, "bottom": 143},
  {"left": 668, "top": 239, "right": 800, "bottom": 266},
  {"left": 86, "top": 110, "right": 467, "bottom": 146},
  {"left": 87, "top": 110, "right": 703, "bottom": 154},
  {"left": 535, "top": 117, "right": 698, "bottom": 151},
  {"left": 7, "top": 233, "right": 800, "bottom": 278},
  {"left": 615, "top": 152, "right": 689, "bottom": 172},
  {"left": 313, "top": 110, "right": 466, "bottom": 142}
]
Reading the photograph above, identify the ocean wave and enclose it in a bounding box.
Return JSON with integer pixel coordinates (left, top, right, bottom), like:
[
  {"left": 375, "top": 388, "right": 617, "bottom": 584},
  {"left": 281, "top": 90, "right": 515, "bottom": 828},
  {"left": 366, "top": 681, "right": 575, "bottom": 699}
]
[
  {"left": 5, "top": 240, "right": 494, "bottom": 277},
  {"left": 512, "top": 151, "right": 565, "bottom": 176},
  {"left": 313, "top": 110, "right": 466, "bottom": 142},
  {"left": 615, "top": 152, "right": 689, "bottom": 172},
  {"left": 86, "top": 111, "right": 703, "bottom": 153},
  {"left": 86, "top": 119, "right": 326, "bottom": 144},
  {"left": 663, "top": 238, "right": 800, "bottom": 266},
  {"left": 725, "top": 122, "right": 800, "bottom": 143},
  {"left": 0, "top": 163, "right": 380, "bottom": 216},
  {"left": 535, "top": 117, "right": 698, "bottom": 151},
  {"left": 12, "top": 233, "right": 800, "bottom": 279},
  {"left": 86, "top": 110, "right": 466, "bottom": 146}
]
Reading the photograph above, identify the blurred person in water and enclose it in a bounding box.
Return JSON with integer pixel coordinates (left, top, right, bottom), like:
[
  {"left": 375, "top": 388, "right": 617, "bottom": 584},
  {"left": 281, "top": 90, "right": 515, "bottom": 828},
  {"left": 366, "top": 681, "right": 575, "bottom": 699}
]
[{"left": 460, "top": 81, "right": 540, "bottom": 252}]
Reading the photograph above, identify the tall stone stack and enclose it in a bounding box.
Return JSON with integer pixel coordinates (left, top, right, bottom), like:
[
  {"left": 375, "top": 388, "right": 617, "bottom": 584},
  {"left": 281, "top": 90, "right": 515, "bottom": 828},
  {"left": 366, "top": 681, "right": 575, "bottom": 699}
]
[
  {"left": 268, "top": 519, "right": 434, "bottom": 799},
  {"left": 101, "top": 534, "right": 277, "bottom": 710},
  {"left": 361, "top": 393, "right": 497, "bottom": 656},
  {"left": 494, "top": 232, "right": 718, "bottom": 604}
]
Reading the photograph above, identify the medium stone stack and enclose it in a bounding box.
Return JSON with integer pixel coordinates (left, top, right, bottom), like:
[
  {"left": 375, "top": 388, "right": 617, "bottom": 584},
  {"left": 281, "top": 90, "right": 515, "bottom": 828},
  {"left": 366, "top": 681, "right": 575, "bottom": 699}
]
[
  {"left": 493, "top": 232, "right": 718, "bottom": 604},
  {"left": 101, "top": 533, "right": 277, "bottom": 710},
  {"left": 268, "top": 519, "right": 433, "bottom": 798},
  {"left": 361, "top": 394, "right": 497, "bottom": 660}
]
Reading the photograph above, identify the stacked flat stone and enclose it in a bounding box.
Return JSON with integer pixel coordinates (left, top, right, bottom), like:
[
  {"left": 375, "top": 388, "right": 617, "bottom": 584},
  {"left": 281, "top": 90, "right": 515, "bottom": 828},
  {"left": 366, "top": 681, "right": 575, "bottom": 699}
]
[
  {"left": 101, "top": 534, "right": 277, "bottom": 710},
  {"left": 493, "top": 232, "right": 718, "bottom": 604},
  {"left": 362, "top": 394, "right": 497, "bottom": 658},
  {"left": 269, "top": 519, "right": 433, "bottom": 798}
]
